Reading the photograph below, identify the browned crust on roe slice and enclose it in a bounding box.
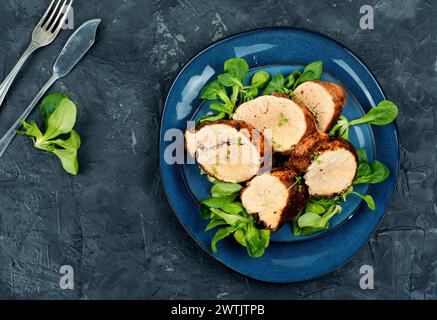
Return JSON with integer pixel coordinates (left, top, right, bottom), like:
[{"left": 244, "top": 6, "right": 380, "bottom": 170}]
[
  {"left": 234, "top": 95, "right": 318, "bottom": 153},
  {"left": 288, "top": 132, "right": 357, "bottom": 173},
  {"left": 271, "top": 92, "right": 290, "bottom": 99},
  {"left": 287, "top": 132, "right": 359, "bottom": 198},
  {"left": 294, "top": 80, "right": 347, "bottom": 132},
  {"left": 240, "top": 169, "right": 308, "bottom": 232},
  {"left": 315, "top": 81, "right": 346, "bottom": 131},
  {"left": 270, "top": 169, "right": 309, "bottom": 222},
  {"left": 188, "top": 120, "right": 265, "bottom": 158},
  {"left": 185, "top": 120, "right": 264, "bottom": 183}
]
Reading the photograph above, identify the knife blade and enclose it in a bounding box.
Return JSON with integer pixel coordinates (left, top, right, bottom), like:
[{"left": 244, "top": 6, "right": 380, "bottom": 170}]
[
  {"left": 54, "top": 19, "right": 101, "bottom": 78},
  {"left": 0, "top": 19, "right": 101, "bottom": 159}
]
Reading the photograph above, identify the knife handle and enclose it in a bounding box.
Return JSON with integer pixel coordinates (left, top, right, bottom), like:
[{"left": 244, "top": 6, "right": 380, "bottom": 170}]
[
  {"left": 0, "top": 42, "right": 39, "bottom": 108},
  {"left": 0, "top": 74, "right": 57, "bottom": 159}
]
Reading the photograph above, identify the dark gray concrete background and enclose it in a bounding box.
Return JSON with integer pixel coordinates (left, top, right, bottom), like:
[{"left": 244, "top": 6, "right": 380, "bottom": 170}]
[{"left": 0, "top": 0, "right": 435, "bottom": 299}]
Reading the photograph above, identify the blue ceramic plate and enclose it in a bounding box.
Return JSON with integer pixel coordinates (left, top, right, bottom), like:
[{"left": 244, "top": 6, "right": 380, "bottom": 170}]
[{"left": 159, "top": 28, "right": 399, "bottom": 283}]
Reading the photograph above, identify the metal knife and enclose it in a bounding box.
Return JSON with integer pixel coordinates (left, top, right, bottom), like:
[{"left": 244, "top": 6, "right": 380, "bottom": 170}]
[{"left": 0, "top": 19, "right": 101, "bottom": 159}]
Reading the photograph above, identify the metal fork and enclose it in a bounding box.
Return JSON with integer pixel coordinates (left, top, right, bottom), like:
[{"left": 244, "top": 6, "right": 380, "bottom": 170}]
[{"left": 0, "top": 0, "right": 73, "bottom": 108}]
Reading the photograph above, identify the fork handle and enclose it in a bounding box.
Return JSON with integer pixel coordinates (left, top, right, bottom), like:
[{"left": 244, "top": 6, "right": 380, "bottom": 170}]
[
  {"left": 0, "top": 41, "right": 39, "bottom": 108},
  {"left": 0, "top": 74, "right": 58, "bottom": 159}
]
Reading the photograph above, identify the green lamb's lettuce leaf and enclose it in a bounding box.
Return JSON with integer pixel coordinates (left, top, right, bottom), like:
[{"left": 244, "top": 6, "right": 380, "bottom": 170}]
[
  {"left": 201, "top": 194, "right": 238, "bottom": 209},
  {"left": 308, "top": 197, "right": 337, "bottom": 208},
  {"left": 224, "top": 58, "right": 249, "bottom": 81},
  {"left": 207, "top": 175, "right": 219, "bottom": 184},
  {"left": 209, "top": 208, "right": 250, "bottom": 226},
  {"left": 305, "top": 201, "right": 326, "bottom": 215},
  {"left": 293, "top": 61, "right": 323, "bottom": 90},
  {"left": 298, "top": 205, "right": 342, "bottom": 229},
  {"left": 17, "top": 93, "right": 81, "bottom": 176},
  {"left": 43, "top": 98, "right": 77, "bottom": 141},
  {"left": 195, "top": 112, "right": 226, "bottom": 127},
  {"left": 285, "top": 70, "right": 302, "bottom": 89},
  {"left": 351, "top": 192, "right": 376, "bottom": 211},
  {"left": 245, "top": 224, "right": 270, "bottom": 258},
  {"left": 221, "top": 202, "right": 245, "bottom": 215},
  {"left": 353, "top": 147, "right": 390, "bottom": 186},
  {"left": 349, "top": 100, "right": 398, "bottom": 126},
  {"left": 298, "top": 212, "right": 328, "bottom": 229},
  {"left": 17, "top": 119, "right": 44, "bottom": 143},
  {"left": 199, "top": 203, "right": 212, "bottom": 219},
  {"left": 262, "top": 61, "right": 323, "bottom": 96},
  {"left": 200, "top": 80, "right": 228, "bottom": 101},
  {"left": 209, "top": 102, "right": 229, "bottom": 114},
  {"left": 354, "top": 160, "right": 390, "bottom": 185},
  {"left": 211, "top": 182, "right": 243, "bottom": 197},
  {"left": 211, "top": 227, "right": 234, "bottom": 253},
  {"left": 356, "top": 162, "right": 373, "bottom": 180},
  {"left": 355, "top": 148, "right": 368, "bottom": 163},
  {"left": 205, "top": 218, "right": 227, "bottom": 232},
  {"left": 50, "top": 130, "right": 81, "bottom": 176},
  {"left": 293, "top": 183, "right": 378, "bottom": 236},
  {"left": 200, "top": 80, "right": 234, "bottom": 114},
  {"left": 51, "top": 130, "right": 81, "bottom": 150},
  {"left": 251, "top": 71, "right": 271, "bottom": 89},
  {"left": 39, "top": 93, "right": 68, "bottom": 126},
  {"left": 329, "top": 115, "right": 350, "bottom": 140},
  {"left": 52, "top": 147, "right": 79, "bottom": 176},
  {"left": 263, "top": 74, "right": 287, "bottom": 95},
  {"left": 243, "top": 86, "right": 259, "bottom": 101},
  {"left": 330, "top": 100, "right": 399, "bottom": 140},
  {"left": 200, "top": 181, "right": 270, "bottom": 258},
  {"left": 233, "top": 229, "right": 247, "bottom": 247},
  {"left": 217, "top": 73, "right": 242, "bottom": 88}
]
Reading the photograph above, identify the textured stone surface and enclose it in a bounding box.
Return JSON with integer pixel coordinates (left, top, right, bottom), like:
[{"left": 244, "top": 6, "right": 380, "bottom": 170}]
[{"left": 0, "top": 0, "right": 435, "bottom": 299}]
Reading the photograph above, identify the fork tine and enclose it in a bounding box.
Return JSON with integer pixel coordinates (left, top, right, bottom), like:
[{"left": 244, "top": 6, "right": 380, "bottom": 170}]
[
  {"left": 42, "top": 0, "right": 62, "bottom": 29},
  {"left": 51, "top": 0, "right": 73, "bottom": 33},
  {"left": 36, "top": 0, "right": 55, "bottom": 27}
]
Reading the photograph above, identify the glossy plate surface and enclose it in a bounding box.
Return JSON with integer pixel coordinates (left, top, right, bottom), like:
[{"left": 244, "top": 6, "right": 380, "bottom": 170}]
[{"left": 160, "top": 28, "right": 399, "bottom": 283}]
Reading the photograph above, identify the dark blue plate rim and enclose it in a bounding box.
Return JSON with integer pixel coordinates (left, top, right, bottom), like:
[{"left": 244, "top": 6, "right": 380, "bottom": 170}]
[{"left": 159, "top": 27, "right": 400, "bottom": 283}]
